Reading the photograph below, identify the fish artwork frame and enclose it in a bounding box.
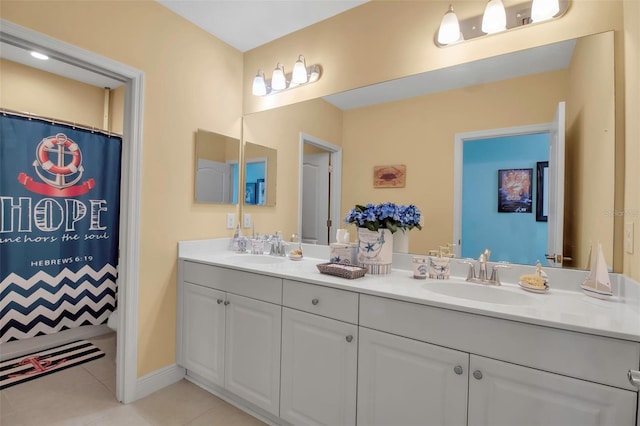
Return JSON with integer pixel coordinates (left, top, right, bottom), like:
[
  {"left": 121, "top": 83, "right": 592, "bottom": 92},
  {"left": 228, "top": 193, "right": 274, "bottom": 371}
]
[{"left": 373, "top": 164, "right": 406, "bottom": 188}]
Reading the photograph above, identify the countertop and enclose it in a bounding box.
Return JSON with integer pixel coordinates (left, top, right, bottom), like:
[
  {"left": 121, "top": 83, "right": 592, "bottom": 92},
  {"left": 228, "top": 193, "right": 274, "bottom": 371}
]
[{"left": 179, "top": 239, "right": 640, "bottom": 342}]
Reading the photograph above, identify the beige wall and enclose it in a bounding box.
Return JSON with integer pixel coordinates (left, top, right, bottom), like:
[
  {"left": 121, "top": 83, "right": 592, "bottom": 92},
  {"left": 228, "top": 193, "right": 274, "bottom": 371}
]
[
  {"left": 243, "top": 1, "right": 623, "bottom": 115},
  {"left": 564, "top": 32, "right": 615, "bottom": 270},
  {"left": 623, "top": 0, "right": 640, "bottom": 280},
  {"left": 243, "top": 98, "right": 343, "bottom": 238},
  {"left": 1, "top": 0, "right": 244, "bottom": 376},
  {"left": 342, "top": 70, "right": 568, "bottom": 254},
  {"left": 0, "top": 59, "right": 108, "bottom": 129}
]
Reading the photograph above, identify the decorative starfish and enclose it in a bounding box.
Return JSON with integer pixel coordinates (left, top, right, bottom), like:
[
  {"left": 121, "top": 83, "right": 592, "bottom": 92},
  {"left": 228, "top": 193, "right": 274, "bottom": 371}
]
[{"left": 365, "top": 242, "right": 376, "bottom": 252}]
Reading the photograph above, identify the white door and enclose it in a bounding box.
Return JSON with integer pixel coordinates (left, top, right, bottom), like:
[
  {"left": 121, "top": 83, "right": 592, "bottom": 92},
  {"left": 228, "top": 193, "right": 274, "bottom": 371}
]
[
  {"left": 468, "top": 355, "right": 636, "bottom": 426},
  {"left": 546, "top": 101, "right": 565, "bottom": 267},
  {"left": 357, "top": 327, "right": 469, "bottom": 426},
  {"left": 224, "top": 293, "right": 281, "bottom": 416},
  {"left": 280, "top": 308, "right": 357, "bottom": 426},
  {"left": 196, "top": 158, "right": 232, "bottom": 203},
  {"left": 302, "top": 153, "right": 330, "bottom": 245},
  {"left": 182, "top": 283, "right": 225, "bottom": 386}
]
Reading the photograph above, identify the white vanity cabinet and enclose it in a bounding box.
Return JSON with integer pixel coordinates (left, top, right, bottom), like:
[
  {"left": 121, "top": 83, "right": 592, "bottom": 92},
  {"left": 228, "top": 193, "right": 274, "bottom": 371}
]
[
  {"left": 178, "top": 261, "right": 282, "bottom": 417},
  {"left": 359, "top": 294, "right": 640, "bottom": 426},
  {"left": 468, "top": 355, "right": 637, "bottom": 426},
  {"left": 181, "top": 282, "right": 225, "bottom": 386},
  {"left": 280, "top": 280, "right": 359, "bottom": 426},
  {"left": 357, "top": 327, "right": 469, "bottom": 426}
]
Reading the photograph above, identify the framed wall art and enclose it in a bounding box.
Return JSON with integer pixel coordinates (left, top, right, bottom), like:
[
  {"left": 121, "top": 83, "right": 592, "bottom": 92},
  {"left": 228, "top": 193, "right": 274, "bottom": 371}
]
[
  {"left": 497, "top": 168, "right": 533, "bottom": 213},
  {"left": 373, "top": 164, "right": 406, "bottom": 188}
]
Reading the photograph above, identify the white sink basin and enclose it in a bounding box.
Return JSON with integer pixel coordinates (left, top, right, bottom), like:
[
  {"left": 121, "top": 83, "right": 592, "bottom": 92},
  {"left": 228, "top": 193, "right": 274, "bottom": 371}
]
[
  {"left": 226, "top": 254, "right": 287, "bottom": 265},
  {"left": 424, "top": 281, "right": 534, "bottom": 305}
]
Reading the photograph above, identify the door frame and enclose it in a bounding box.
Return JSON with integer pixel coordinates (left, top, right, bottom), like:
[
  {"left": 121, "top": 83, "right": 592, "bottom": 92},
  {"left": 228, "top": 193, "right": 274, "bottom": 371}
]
[
  {"left": 1, "top": 19, "right": 144, "bottom": 403},
  {"left": 453, "top": 123, "right": 551, "bottom": 258},
  {"left": 298, "top": 133, "right": 342, "bottom": 244}
]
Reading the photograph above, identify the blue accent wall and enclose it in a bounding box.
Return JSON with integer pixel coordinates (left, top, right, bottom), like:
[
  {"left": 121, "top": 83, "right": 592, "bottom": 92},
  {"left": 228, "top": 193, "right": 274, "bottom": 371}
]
[{"left": 462, "top": 134, "right": 549, "bottom": 265}]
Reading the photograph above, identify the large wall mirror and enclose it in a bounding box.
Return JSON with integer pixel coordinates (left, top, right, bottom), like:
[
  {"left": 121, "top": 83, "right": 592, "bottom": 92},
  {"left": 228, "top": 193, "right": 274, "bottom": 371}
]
[
  {"left": 243, "top": 141, "right": 277, "bottom": 206},
  {"left": 242, "top": 31, "right": 617, "bottom": 271},
  {"left": 195, "top": 129, "right": 240, "bottom": 204}
]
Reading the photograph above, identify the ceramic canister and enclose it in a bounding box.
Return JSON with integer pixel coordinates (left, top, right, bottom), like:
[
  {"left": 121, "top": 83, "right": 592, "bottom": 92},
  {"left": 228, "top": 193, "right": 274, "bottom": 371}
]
[{"left": 412, "top": 256, "right": 428, "bottom": 279}]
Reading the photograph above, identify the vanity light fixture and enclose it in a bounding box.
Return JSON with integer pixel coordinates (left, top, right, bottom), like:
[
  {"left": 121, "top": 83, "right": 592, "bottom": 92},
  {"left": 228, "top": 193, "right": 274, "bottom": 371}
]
[
  {"left": 481, "top": 0, "right": 507, "bottom": 34},
  {"left": 271, "top": 63, "right": 287, "bottom": 91},
  {"left": 436, "top": 0, "right": 569, "bottom": 46},
  {"left": 252, "top": 70, "right": 267, "bottom": 96},
  {"left": 251, "top": 55, "right": 322, "bottom": 96},
  {"left": 291, "top": 55, "right": 308, "bottom": 84},
  {"left": 437, "top": 5, "right": 462, "bottom": 45},
  {"left": 531, "top": 0, "right": 560, "bottom": 22}
]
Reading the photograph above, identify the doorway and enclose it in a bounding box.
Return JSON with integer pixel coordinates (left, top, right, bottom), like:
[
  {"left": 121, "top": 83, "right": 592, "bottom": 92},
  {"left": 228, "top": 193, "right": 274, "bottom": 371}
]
[
  {"left": 298, "top": 133, "right": 342, "bottom": 245},
  {"left": 1, "top": 19, "right": 144, "bottom": 403},
  {"left": 453, "top": 116, "right": 564, "bottom": 266}
]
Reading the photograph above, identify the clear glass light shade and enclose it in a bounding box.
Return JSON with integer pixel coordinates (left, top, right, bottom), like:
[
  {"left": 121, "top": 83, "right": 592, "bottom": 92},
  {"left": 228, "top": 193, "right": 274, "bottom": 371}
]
[
  {"left": 252, "top": 72, "right": 267, "bottom": 96},
  {"left": 531, "top": 0, "right": 559, "bottom": 22},
  {"left": 271, "top": 64, "right": 287, "bottom": 91},
  {"left": 291, "top": 55, "right": 308, "bottom": 84},
  {"left": 481, "top": 0, "right": 507, "bottom": 34},
  {"left": 437, "top": 5, "right": 461, "bottom": 45}
]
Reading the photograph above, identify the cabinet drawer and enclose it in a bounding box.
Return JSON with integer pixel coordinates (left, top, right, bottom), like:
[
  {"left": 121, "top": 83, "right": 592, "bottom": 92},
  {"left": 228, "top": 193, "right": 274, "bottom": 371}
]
[
  {"left": 183, "top": 261, "right": 282, "bottom": 304},
  {"left": 360, "top": 294, "right": 640, "bottom": 391},
  {"left": 283, "top": 280, "right": 358, "bottom": 324}
]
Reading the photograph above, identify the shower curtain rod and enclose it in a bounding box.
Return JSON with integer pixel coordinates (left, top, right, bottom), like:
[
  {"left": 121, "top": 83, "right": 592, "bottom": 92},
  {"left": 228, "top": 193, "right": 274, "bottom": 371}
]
[{"left": 0, "top": 107, "right": 122, "bottom": 138}]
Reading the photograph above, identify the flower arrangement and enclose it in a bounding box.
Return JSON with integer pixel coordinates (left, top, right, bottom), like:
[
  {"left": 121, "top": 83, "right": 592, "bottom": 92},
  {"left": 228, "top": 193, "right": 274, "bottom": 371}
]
[{"left": 344, "top": 202, "right": 422, "bottom": 234}]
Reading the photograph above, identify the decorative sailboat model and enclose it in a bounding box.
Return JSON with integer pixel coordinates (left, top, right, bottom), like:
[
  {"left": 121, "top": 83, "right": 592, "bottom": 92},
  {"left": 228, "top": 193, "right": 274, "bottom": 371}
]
[{"left": 580, "top": 243, "right": 613, "bottom": 299}]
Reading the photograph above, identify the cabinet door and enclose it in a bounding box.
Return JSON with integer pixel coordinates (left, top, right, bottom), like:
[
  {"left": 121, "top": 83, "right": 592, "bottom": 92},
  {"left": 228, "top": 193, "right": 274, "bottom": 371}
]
[
  {"left": 357, "top": 327, "right": 469, "bottom": 426},
  {"left": 224, "top": 293, "right": 282, "bottom": 416},
  {"left": 182, "top": 283, "right": 225, "bottom": 386},
  {"left": 468, "top": 355, "right": 637, "bottom": 426},
  {"left": 280, "top": 308, "right": 357, "bottom": 426}
]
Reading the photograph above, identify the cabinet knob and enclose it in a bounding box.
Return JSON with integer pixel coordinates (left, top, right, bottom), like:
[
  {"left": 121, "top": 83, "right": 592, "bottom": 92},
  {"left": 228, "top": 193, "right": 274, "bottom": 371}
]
[
  {"left": 346, "top": 335, "right": 353, "bottom": 343},
  {"left": 224, "top": 300, "right": 230, "bottom": 306},
  {"left": 453, "top": 365, "right": 464, "bottom": 375},
  {"left": 629, "top": 370, "right": 640, "bottom": 388},
  {"left": 312, "top": 298, "right": 319, "bottom": 306},
  {"left": 473, "top": 370, "right": 483, "bottom": 380},
  {"left": 217, "top": 299, "right": 223, "bottom": 304}
]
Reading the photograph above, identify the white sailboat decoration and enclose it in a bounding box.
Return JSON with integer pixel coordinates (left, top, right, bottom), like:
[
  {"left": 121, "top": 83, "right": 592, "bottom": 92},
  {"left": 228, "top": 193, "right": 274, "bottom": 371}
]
[{"left": 580, "top": 242, "right": 613, "bottom": 299}]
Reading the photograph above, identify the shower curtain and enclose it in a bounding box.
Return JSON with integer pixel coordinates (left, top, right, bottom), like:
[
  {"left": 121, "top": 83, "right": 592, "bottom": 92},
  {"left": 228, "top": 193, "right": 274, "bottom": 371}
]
[{"left": 0, "top": 113, "right": 121, "bottom": 343}]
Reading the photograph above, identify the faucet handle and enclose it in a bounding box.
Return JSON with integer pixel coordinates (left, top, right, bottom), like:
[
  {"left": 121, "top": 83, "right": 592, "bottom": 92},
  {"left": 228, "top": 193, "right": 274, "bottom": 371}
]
[
  {"left": 489, "top": 262, "right": 511, "bottom": 285},
  {"left": 459, "top": 258, "right": 476, "bottom": 281}
]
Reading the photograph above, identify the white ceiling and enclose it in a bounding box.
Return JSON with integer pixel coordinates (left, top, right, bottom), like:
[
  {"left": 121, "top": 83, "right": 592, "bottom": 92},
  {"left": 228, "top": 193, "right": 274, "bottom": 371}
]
[
  {"left": 0, "top": 1, "right": 576, "bottom": 110},
  {"left": 156, "top": 0, "right": 367, "bottom": 52}
]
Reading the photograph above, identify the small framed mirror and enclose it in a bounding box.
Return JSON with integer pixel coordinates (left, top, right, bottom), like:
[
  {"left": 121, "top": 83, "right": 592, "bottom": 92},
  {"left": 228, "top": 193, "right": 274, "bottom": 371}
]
[
  {"left": 195, "top": 129, "right": 240, "bottom": 204},
  {"left": 243, "top": 142, "right": 277, "bottom": 206}
]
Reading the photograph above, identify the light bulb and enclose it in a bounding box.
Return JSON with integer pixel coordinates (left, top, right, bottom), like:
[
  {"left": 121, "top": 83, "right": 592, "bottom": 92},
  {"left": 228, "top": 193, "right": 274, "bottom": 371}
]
[
  {"left": 30, "top": 51, "right": 49, "bottom": 60},
  {"left": 252, "top": 71, "right": 267, "bottom": 96},
  {"left": 437, "top": 5, "right": 461, "bottom": 45},
  {"left": 481, "top": 0, "right": 506, "bottom": 34},
  {"left": 531, "top": 0, "right": 559, "bottom": 22},
  {"left": 271, "top": 63, "right": 286, "bottom": 91},
  {"left": 292, "top": 55, "right": 308, "bottom": 84}
]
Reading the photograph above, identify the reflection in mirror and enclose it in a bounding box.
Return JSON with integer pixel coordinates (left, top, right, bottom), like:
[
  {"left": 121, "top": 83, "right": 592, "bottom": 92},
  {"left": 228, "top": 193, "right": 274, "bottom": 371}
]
[
  {"left": 242, "top": 31, "right": 616, "bottom": 270},
  {"left": 195, "top": 129, "right": 240, "bottom": 204},
  {"left": 244, "top": 142, "right": 277, "bottom": 206}
]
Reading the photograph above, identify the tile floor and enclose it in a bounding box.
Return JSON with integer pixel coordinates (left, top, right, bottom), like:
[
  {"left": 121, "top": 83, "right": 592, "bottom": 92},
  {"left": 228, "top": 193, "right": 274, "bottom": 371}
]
[{"left": 0, "top": 333, "right": 266, "bottom": 426}]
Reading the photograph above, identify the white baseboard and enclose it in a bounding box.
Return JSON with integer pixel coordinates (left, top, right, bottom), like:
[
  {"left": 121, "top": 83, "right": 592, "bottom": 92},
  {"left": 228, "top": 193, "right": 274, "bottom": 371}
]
[{"left": 134, "top": 363, "right": 185, "bottom": 401}]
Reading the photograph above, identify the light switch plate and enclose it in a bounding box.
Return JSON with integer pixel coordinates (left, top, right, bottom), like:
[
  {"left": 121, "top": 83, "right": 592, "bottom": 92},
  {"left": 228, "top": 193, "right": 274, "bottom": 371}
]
[
  {"left": 624, "top": 222, "right": 634, "bottom": 254},
  {"left": 243, "top": 213, "right": 251, "bottom": 228},
  {"left": 226, "top": 213, "right": 235, "bottom": 229}
]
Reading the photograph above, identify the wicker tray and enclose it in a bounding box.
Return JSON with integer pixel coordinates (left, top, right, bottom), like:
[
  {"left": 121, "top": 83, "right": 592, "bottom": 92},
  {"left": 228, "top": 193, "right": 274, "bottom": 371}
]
[{"left": 316, "top": 262, "right": 367, "bottom": 279}]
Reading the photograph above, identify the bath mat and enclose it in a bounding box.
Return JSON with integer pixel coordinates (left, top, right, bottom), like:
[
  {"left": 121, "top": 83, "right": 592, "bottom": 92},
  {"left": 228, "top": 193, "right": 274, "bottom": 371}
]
[{"left": 0, "top": 340, "right": 105, "bottom": 390}]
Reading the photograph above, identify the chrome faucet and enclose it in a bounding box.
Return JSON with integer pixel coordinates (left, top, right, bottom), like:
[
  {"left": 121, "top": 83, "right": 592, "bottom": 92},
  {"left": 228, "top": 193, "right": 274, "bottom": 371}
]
[{"left": 462, "top": 249, "right": 510, "bottom": 285}]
